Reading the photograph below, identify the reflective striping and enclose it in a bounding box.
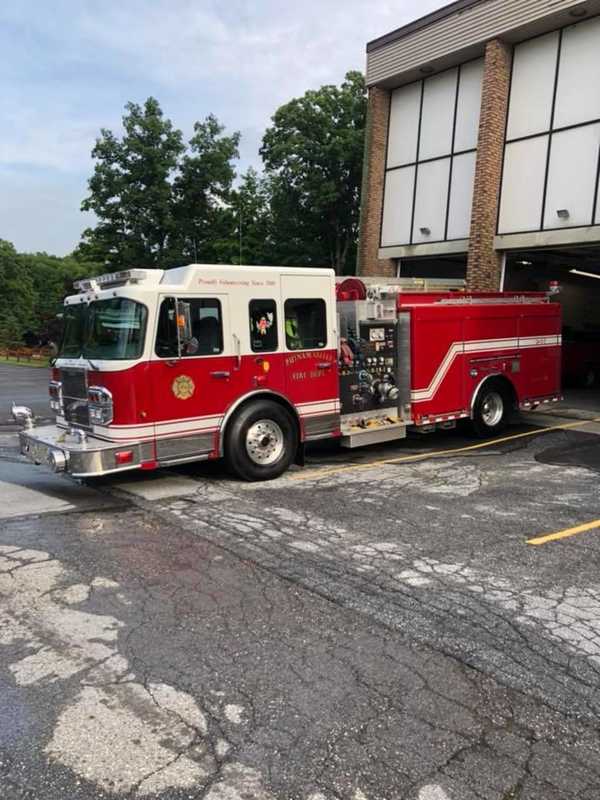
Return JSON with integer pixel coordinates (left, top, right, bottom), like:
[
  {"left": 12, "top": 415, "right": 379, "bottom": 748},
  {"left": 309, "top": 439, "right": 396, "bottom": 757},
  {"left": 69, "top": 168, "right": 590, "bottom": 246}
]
[
  {"left": 412, "top": 335, "right": 561, "bottom": 403},
  {"left": 297, "top": 401, "right": 341, "bottom": 417},
  {"left": 527, "top": 520, "right": 600, "bottom": 546},
  {"left": 96, "top": 398, "right": 341, "bottom": 443},
  {"left": 95, "top": 419, "right": 221, "bottom": 442}
]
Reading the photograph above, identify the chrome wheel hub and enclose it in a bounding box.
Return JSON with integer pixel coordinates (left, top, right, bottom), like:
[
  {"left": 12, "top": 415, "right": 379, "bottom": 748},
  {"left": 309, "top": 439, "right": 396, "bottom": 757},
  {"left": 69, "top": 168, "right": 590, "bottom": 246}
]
[
  {"left": 481, "top": 391, "right": 504, "bottom": 427},
  {"left": 246, "top": 419, "right": 285, "bottom": 466}
]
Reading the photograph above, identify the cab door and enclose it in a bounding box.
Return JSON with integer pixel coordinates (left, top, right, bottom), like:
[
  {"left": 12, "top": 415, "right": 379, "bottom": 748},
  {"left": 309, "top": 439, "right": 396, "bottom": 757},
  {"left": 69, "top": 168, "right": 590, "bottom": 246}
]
[
  {"left": 281, "top": 273, "right": 340, "bottom": 437},
  {"left": 150, "top": 294, "right": 242, "bottom": 463}
]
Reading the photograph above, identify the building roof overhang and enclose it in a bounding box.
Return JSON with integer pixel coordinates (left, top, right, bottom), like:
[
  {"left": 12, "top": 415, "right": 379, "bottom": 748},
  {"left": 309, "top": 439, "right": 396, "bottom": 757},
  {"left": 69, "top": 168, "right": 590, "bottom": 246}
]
[{"left": 366, "top": 0, "right": 597, "bottom": 88}]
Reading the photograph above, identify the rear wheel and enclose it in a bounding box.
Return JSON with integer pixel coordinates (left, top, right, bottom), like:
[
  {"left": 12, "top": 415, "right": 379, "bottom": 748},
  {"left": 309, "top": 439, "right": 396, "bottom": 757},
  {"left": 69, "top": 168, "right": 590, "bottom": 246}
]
[
  {"left": 470, "top": 380, "right": 510, "bottom": 438},
  {"left": 225, "top": 400, "right": 298, "bottom": 481}
]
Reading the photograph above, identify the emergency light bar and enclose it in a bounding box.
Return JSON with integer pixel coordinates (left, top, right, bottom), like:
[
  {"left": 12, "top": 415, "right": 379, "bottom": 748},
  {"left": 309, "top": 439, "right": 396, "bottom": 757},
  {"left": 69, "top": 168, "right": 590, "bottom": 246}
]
[{"left": 74, "top": 269, "right": 148, "bottom": 292}]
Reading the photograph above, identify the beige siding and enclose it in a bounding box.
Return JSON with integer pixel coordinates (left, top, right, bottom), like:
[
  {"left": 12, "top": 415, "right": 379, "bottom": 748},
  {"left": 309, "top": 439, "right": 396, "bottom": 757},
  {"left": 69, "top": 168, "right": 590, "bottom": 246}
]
[{"left": 367, "top": 0, "right": 587, "bottom": 86}]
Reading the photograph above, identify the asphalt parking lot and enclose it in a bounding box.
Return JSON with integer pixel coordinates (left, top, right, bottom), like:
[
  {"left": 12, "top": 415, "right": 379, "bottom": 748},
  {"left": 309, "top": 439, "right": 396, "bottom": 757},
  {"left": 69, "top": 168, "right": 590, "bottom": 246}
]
[
  {"left": 2, "top": 365, "right": 600, "bottom": 799},
  {"left": 0, "top": 363, "right": 53, "bottom": 422}
]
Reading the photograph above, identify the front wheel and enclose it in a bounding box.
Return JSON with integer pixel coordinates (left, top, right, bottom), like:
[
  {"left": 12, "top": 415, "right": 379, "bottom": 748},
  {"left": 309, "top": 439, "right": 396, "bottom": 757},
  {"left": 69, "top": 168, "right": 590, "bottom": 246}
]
[
  {"left": 470, "top": 381, "right": 510, "bottom": 438},
  {"left": 225, "top": 400, "right": 298, "bottom": 481}
]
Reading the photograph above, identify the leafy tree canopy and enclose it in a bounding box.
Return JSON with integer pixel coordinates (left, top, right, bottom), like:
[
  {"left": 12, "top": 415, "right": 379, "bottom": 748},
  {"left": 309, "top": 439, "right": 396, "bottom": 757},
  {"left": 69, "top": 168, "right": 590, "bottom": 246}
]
[
  {"left": 0, "top": 239, "right": 101, "bottom": 345},
  {"left": 1, "top": 73, "right": 368, "bottom": 346},
  {"left": 261, "top": 71, "right": 366, "bottom": 274},
  {"left": 80, "top": 99, "right": 240, "bottom": 269}
]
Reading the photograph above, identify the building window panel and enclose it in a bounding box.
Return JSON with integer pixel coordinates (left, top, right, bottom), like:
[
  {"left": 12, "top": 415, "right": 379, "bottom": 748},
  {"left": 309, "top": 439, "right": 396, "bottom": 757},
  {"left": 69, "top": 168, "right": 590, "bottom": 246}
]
[
  {"left": 419, "top": 69, "right": 458, "bottom": 161},
  {"left": 554, "top": 18, "right": 600, "bottom": 130},
  {"left": 498, "top": 137, "right": 548, "bottom": 234},
  {"left": 381, "top": 166, "right": 415, "bottom": 247},
  {"left": 387, "top": 82, "right": 422, "bottom": 168},
  {"left": 447, "top": 151, "right": 477, "bottom": 240},
  {"left": 506, "top": 32, "right": 559, "bottom": 141},
  {"left": 413, "top": 158, "right": 451, "bottom": 243},
  {"left": 454, "top": 59, "right": 484, "bottom": 152},
  {"left": 544, "top": 124, "right": 600, "bottom": 230},
  {"left": 381, "top": 59, "right": 482, "bottom": 250}
]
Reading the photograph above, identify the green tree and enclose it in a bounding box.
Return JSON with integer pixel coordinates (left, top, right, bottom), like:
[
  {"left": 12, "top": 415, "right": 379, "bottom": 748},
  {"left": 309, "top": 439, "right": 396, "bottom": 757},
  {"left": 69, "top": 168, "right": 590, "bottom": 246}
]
[
  {"left": 172, "top": 115, "right": 240, "bottom": 263},
  {"left": 18, "top": 252, "right": 101, "bottom": 340},
  {"left": 0, "top": 240, "right": 35, "bottom": 344},
  {"left": 0, "top": 239, "right": 103, "bottom": 345},
  {"left": 260, "top": 71, "right": 366, "bottom": 274},
  {"left": 80, "top": 98, "right": 185, "bottom": 269},
  {"left": 80, "top": 101, "right": 241, "bottom": 269},
  {"left": 213, "top": 168, "right": 273, "bottom": 266}
]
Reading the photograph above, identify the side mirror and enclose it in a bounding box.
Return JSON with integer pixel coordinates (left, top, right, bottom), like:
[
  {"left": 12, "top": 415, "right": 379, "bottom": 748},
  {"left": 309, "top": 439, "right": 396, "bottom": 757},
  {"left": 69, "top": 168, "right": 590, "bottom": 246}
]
[{"left": 175, "top": 300, "right": 192, "bottom": 357}]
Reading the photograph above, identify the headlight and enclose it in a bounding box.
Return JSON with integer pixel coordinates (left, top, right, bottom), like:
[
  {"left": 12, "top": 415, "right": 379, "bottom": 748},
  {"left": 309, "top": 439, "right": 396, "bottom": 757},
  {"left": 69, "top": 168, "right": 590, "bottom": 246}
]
[
  {"left": 49, "top": 381, "right": 63, "bottom": 413},
  {"left": 87, "top": 386, "right": 113, "bottom": 426}
]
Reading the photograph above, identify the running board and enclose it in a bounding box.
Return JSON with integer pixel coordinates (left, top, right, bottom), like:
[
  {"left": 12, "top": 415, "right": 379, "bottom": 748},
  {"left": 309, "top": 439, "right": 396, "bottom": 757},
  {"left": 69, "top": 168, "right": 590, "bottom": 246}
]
[{"left": 340, "top": 422, "right": 407, "bottom": 449}]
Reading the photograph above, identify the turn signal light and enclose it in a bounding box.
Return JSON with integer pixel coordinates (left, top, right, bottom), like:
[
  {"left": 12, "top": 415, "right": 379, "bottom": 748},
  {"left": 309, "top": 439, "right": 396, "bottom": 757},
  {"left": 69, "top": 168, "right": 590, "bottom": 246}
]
[{"left": 115, "top": 450, "right": 134, "bottom": 465}]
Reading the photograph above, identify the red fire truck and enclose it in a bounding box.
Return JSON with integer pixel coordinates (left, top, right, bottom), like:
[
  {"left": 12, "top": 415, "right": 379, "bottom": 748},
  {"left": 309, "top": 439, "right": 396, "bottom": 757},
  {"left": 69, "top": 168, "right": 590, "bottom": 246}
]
[{"left": 14, "top": 265, "right": 562, "bottom": 481}]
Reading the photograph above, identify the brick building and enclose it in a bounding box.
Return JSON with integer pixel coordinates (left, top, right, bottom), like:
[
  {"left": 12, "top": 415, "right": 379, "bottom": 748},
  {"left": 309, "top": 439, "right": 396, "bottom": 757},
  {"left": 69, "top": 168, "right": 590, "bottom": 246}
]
[{"left": 359, "top": 0, "right": 600, "bottom": 335}]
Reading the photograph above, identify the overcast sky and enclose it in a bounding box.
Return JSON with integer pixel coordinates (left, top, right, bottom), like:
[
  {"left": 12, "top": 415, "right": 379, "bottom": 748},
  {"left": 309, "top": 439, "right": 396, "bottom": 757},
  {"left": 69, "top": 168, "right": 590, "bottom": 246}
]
[{"left": 0, "top": 0, "right": 445, "bottom": 256}]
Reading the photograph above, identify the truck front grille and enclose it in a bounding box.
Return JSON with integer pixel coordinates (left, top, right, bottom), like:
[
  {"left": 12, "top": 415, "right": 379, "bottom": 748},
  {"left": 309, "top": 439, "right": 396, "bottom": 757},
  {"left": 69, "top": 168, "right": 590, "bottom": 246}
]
[{"left": 60, "top": 368, "right": 90, "bottom": 428}]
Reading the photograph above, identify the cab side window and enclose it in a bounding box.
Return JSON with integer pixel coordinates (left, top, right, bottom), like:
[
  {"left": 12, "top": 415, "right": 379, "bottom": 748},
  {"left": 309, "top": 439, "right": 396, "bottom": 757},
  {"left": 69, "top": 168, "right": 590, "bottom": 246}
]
[
  {"left": 284, "top": 298, "right": 327, "bottom": 350},
  {"left": 155, "top": 298, "right": 178, "bottom": 358},
  {"left": 155, "top": 297, "right": 223, "bottom": 358},
  {"left": 186, "top": 299, "right": 223, "bottom": 356},
  {"left": 249, "top": 300, "right": 278, "bottom": 352}
]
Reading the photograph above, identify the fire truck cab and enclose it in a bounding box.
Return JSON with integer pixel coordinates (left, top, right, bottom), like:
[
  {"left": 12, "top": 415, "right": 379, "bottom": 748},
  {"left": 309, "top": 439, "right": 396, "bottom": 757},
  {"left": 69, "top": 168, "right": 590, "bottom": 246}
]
[{"left": 15, "top": 264, "right": 562, "bottom": 481}]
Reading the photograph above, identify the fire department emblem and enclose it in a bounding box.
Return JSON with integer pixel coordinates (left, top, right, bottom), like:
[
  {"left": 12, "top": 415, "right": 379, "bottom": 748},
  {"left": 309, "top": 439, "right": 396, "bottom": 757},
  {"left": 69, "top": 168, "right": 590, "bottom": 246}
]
[{"left": 172, "top": 375, "right": 195, "bottom": 400}]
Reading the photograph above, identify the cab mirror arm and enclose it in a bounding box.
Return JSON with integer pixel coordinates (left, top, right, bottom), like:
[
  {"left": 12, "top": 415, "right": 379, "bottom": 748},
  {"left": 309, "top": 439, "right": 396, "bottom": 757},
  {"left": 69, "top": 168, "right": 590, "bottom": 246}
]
[
  {"left": 233, "top": 333, "right": 242, "bottom": 370},
  {"left": 175, "top": 300, "right": 192, "bottom": 360}
]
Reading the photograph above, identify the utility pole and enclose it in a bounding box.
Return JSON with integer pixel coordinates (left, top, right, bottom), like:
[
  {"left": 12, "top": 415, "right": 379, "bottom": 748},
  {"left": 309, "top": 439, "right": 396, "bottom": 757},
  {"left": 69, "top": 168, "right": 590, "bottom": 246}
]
[{"left": 239, "top": 203, "right": 243, "bottom": 266}]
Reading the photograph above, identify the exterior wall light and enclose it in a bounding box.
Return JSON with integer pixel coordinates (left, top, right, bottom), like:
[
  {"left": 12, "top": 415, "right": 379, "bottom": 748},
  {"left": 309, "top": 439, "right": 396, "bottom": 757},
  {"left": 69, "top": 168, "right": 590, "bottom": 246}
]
[
  {"left": 570, "top": 268, "right": 600, "bottom": 280},
  {"left": 557, "top": 209, "right": 570, "bottom": 219},
  {"left": 420, "top": 227, "right": 431, "bottom": 236}
]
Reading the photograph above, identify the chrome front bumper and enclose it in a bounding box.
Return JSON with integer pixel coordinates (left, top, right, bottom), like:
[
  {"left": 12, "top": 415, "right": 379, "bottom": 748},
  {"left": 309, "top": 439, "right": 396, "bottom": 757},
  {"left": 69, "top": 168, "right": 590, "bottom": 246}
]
[{"left": 19, "top": 425, "right": 148, "bottom": 478}]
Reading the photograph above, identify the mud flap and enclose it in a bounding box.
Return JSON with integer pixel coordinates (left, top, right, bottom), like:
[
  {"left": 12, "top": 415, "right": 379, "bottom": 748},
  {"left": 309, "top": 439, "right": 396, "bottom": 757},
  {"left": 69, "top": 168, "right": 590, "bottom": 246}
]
[{"left": 294, "top": 441, "right": 306, "bottom": 467}]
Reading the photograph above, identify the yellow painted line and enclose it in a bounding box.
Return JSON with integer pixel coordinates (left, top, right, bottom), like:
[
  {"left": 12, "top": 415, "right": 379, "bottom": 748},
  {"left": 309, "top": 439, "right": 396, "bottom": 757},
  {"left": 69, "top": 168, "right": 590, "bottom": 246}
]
[
  {"left": 528, "top": 519, "right": 600, "bottom": 546},
  {"left": 291, "top": 416, "right": 600, "bottom": 483}
]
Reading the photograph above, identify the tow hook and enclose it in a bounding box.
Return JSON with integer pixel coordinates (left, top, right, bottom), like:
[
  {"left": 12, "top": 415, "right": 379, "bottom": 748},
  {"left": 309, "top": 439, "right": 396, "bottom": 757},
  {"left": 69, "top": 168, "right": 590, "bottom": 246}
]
[{"left": 48, "top": 449, "right": 68, "bottom": 473}]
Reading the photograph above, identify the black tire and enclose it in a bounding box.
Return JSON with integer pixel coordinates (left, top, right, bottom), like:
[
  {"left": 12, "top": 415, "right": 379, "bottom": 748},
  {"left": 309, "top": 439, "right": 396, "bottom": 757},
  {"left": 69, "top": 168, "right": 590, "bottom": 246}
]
[
  {"left": 470, "top": 379, "right": 510, "bottom": 438},
  {"left": 225, "top": 400, "right": 298, "bottom": 482}
]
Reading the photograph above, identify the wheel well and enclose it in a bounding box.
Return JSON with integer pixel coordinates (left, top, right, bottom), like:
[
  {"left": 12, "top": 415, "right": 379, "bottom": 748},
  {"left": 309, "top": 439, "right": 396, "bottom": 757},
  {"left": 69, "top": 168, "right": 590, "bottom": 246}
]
[
  {"left": 471, "top": 375, "right": 518, "bottom": 418},
  {"left": 219, "top": 392, "right": 301, "bottom": 455}
]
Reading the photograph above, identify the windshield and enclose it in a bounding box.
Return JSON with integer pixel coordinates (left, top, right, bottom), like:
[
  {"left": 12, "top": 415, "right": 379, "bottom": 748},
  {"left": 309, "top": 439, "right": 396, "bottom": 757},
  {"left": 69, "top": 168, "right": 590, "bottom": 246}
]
[{"left": 58, "top": 298, "right": 147, "bottom": 360}]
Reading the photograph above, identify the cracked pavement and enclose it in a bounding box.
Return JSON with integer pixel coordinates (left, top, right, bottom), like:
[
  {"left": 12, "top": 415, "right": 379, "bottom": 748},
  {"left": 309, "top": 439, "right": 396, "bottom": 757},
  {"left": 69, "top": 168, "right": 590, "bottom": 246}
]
[{"left": 2, "top": 365, "right": 600, "bottom": 799}]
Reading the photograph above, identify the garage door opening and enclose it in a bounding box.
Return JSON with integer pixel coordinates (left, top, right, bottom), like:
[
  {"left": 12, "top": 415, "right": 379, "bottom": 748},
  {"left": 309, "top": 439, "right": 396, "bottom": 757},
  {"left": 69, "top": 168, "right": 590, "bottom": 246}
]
[{"left": 505, "top": 247, "right": 600, "bottom": 415}]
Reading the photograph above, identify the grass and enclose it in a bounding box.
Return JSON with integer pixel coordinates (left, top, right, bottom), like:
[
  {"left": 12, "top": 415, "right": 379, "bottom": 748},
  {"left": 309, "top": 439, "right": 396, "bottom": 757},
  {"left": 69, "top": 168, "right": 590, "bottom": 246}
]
[{"left": 0, "top": 356, "right": 50, "bottom": 369}]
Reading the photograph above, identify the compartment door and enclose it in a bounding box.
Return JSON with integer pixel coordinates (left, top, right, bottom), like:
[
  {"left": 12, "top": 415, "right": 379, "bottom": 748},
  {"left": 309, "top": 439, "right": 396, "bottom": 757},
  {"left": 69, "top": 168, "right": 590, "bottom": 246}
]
[{"left": 281, "top": 274, "right": 339, "bottom": 437}]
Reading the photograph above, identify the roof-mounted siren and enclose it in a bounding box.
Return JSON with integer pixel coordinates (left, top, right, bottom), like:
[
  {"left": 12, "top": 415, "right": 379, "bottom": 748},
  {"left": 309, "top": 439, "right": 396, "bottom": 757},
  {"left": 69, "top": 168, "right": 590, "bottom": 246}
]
[
  {"left": 74, "top": 269, "right": 148, "bottom": 292},
  {"left": 336, "top": 278, "right": 367, "bottom": 301}
]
